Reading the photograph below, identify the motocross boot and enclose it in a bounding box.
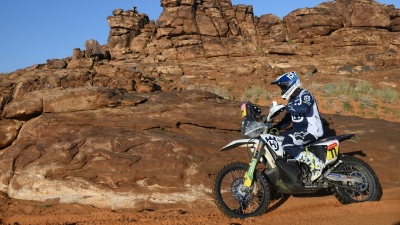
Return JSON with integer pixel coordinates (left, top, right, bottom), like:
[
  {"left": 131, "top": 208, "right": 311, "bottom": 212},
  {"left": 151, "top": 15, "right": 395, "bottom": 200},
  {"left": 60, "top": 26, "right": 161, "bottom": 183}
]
[{"left": 295, "top": 149, "right": 325, "bottom": 181}]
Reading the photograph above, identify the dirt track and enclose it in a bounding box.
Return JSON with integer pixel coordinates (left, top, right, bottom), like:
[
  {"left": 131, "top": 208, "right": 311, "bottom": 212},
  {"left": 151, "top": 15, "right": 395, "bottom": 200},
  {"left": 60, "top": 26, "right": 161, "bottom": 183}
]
[{"left": 1, "top": 181, "right": 399, "bottom": 225}]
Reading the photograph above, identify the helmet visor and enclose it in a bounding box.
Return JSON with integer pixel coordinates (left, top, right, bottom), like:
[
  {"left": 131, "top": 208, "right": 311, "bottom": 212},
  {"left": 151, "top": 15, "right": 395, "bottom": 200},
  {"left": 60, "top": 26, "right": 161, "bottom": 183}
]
[{"left": 277, "top": 83, "right": 289, "bottom": 96}]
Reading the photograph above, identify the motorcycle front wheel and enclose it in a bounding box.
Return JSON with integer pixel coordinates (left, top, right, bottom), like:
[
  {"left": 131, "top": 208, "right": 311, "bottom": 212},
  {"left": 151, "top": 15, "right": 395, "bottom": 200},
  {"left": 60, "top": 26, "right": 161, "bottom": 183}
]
[
  {"left": 213, "top": 162, "right": 270, "bottom": 218},
  {"left": 330, "top": 155, "right": 382, "bottom": 204}
]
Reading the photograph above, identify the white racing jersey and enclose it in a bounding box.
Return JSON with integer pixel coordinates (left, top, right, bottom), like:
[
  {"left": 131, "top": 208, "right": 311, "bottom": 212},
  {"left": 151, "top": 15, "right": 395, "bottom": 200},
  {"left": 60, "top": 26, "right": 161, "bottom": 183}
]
[{"left": 275, "top": 89, "right": 324, "bottom": 139}]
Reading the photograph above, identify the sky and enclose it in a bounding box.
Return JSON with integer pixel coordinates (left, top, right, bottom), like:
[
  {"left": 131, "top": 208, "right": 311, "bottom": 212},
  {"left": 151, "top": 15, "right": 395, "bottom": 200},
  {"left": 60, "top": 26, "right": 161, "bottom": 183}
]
[{"left": 0, "top": 0, "right": 398, "bottom": 73}]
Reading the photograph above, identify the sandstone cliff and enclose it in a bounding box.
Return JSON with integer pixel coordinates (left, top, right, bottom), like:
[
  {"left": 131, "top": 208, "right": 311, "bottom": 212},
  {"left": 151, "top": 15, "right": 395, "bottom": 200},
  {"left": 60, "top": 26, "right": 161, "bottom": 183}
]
[{"left": 0, "top": 0, "right": 399, "bottom": 210}]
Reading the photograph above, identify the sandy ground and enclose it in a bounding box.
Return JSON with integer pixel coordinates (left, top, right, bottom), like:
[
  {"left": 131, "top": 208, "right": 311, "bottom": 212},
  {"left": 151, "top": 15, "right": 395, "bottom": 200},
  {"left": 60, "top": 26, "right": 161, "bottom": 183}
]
[{"left": 1, "top": 180, "right": 399, "bottom": 225}]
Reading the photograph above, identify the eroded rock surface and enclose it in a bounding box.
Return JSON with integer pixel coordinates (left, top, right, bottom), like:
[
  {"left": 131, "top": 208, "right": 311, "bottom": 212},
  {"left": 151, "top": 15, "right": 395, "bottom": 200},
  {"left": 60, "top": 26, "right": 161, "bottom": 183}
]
[
  {"left": 0, "top": 88, "right": 398, "bottom": 210},
  {"left": 0, "top": 89, "right": 244, "bottom": 209}
]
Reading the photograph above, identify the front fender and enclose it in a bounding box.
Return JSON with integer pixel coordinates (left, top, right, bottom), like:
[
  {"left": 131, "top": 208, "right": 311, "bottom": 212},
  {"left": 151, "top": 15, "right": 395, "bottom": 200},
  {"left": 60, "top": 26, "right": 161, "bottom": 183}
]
[{"left": 220, "top": 139, "right": 259, "bottom": 151}]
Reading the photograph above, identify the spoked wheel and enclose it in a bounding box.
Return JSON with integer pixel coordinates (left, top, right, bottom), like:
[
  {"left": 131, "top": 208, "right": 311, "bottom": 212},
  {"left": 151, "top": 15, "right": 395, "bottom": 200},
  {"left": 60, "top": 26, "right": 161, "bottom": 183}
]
[
  {"left": 330, "top": 155, "right": 382, "bottom": 204},
  {"left": 213, "top": 162, "right": 270, "bottom": 218}
]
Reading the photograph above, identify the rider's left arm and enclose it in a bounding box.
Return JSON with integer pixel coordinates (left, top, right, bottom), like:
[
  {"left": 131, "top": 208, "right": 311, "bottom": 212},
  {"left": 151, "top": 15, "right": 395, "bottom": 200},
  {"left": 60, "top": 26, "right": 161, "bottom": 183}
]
[{"left": 272, "top": 112, "right": 292, "bottom": 131}]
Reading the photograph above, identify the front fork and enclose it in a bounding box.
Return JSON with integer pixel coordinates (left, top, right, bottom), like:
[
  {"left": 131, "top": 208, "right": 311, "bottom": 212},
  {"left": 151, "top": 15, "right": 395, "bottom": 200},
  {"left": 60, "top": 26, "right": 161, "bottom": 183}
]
[{"left": 243, "top": 141, "right": 265, "bottom": 187}]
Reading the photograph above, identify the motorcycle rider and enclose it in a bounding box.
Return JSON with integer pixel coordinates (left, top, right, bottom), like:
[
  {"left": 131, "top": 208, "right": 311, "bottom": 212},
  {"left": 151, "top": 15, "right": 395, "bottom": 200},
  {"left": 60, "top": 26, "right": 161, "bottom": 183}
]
[{"left": 270, "top": 71, "right": 325, "bottom": 181}]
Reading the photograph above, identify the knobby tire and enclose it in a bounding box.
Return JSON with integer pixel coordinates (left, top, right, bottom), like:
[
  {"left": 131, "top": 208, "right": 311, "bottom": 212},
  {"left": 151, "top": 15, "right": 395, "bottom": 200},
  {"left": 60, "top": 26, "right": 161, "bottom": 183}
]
[
  {"left": 330, "top": 155, "right": 382, "bottom": 204},
  {"left": 213, "top": 162, "right": 270, "bottom": 218}
]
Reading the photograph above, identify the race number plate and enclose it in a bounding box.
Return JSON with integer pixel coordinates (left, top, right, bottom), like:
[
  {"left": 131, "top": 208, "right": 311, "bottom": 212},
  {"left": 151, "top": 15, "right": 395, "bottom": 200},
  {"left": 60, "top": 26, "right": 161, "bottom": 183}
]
[{"left": 326, "top": 141, "right": 339, "bottom": 161}]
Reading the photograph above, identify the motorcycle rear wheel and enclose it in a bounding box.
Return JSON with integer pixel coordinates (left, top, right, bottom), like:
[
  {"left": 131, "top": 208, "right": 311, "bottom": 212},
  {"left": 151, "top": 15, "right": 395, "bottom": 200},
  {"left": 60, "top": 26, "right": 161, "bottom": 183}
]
[
  {"left": 213, "top": 162, "right": 270, "bottom": 218},
  {"left": 331, "top": 155, "right": 382, "bottom": 204}
]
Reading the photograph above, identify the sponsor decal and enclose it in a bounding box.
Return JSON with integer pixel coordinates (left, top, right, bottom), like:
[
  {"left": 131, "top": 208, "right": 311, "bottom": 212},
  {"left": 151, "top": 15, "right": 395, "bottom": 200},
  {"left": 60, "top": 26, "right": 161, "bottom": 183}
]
[
  {"left": 244, "top": 158, "right": 257, "bottom": 187},
  {"left": 265, "top": 136, "right": 280, "bottom": 151},
  {"left": 267, "top": 139, "right": 279, "bottom": 151},
  {"left": 328, "top": 174, "right": 341, "bottom": 179},
  {"left": 241, "top": 103, "right": 247, "bottom": 118},
  {"left": 294, "top": 131, "right": 309, "bottom": 139}
]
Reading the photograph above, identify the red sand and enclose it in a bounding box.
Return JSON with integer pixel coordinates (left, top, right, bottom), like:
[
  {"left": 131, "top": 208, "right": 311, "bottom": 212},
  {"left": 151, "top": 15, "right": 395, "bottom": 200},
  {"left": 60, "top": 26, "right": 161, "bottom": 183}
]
[{"left": 1, "top": 181, "right": 399, "bottom": 225}]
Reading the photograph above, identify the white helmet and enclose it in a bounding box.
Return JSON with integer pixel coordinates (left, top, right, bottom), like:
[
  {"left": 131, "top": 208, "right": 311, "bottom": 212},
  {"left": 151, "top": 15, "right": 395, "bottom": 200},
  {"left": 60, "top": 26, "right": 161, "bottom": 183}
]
[{"left": 271, "top": 71, "right": 302, "bottom": 100}]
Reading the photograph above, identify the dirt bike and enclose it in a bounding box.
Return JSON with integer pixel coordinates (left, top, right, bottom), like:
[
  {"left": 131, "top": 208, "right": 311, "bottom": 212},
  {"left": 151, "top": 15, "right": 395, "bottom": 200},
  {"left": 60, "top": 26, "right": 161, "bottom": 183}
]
[{"left": 213, "top": 101, "right": 382, "bottom": 218}]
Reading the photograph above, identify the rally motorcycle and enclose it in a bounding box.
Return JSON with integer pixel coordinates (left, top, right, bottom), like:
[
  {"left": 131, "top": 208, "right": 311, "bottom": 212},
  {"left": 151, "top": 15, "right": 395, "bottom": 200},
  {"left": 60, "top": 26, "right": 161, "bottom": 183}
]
[{"left": 213, "top": 101, "right": 382, "bottom": 218}]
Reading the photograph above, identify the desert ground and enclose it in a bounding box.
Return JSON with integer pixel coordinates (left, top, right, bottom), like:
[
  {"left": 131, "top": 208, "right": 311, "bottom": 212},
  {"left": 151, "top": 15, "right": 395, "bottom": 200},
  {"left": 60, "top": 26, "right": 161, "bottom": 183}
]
[{"left": 0, "top": 183, "right": 399, "bottom": 225}]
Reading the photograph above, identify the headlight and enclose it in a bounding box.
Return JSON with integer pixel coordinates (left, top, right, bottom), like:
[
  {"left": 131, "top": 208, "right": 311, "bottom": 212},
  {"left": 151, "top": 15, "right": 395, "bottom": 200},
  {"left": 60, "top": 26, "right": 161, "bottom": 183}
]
[{"left": 243, "top": 121, "right": 265, "bottom": 138}]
